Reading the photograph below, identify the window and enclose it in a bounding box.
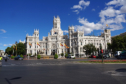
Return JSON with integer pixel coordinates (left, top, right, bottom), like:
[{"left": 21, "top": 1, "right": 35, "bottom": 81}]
[
  {"left": 71, "top": 31, "right": 72, "bottom": 33},
  {"left": 35, "top": 46, "right": 36, "bottom": 48},
  {"left": 30, "top": 46, "right": 31, "bottom": 48},
  {"left": 81, "top": 42, "right": 82, "bottom": 45},
  {"left": 37, "top": 46, "right": 38, "bottom": 48},
  {"left": 29, "top": 39, "right": 32, "bottom": 41}
]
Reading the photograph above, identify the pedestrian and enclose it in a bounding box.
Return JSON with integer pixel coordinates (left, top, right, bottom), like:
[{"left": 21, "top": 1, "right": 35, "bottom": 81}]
[
  {"left": 0, "top": 55, "right": 3, "bottom": 61},
  {"left": 0, "top": 55, "right": 3, "bottom": 67},
  {"left": 5, "top": 56, "right": 7, "bottom": 62}
]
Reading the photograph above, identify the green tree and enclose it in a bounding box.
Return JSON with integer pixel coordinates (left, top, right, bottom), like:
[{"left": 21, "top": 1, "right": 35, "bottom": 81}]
[
  {"left": 83, "top": 44, "right": 96, "bottom": 55},
  {"left": 110, "top": 35, "right": 126, "bottom": 54},
  {"left": 5, "top": 47, "right": 13, "bottom": 55},
  {"left": 17, "top": 43, "right": 26, "bottom": 55}
]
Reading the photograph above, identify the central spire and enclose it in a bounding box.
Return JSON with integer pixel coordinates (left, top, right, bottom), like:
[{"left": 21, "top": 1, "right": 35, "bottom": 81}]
[{"left": 53, "top": 16, "right": 61, "bottom": 29}]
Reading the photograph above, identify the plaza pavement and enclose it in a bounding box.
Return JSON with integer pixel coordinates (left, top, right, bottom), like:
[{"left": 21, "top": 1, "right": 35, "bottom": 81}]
[{"left": 0, "top": 59, "right": 126, "bottom": 84}]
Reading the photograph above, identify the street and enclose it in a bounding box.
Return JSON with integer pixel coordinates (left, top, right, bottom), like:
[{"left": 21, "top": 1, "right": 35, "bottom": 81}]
[{"left": 0, "top": 59, "right": 126, "bottom": 84}]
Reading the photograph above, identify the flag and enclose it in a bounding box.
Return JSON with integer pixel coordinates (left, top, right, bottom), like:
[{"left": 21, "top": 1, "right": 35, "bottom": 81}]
[
  {"left": 66, "top": 46, "right": 69, "bottom": 48},
  {"left": 13, "top": 45, "right": 15, "bottom": 49},
  {"left": 60, "top": 43, "right": 63, "bottom": 46},
  {"left": 37, "top": 42, "right": 40, "bottom": 46},
  {"left": 16, "top": 46, "right": 17, "bottom": 50},
  {"left": 29, "top": 42, "right": 32, "bottom": 46},
  {"left": 106, "top": 24, "right": 108, "bottom": 27},
  {"left": 64, "top": 44, "right": 67, "bottom": 46}
]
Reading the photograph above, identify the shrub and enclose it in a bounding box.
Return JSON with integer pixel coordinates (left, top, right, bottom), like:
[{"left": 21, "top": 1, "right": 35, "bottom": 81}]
[
  {"left": 65, "top": 53, "right": 68, "bottom": 58},
  {"left": 11, "top": 56, "right": 15, "bottom": 59},
  {"left": 35, "top": 53, "right": 36, "bottom": 56},
  {"left": 20, "top": 54, "right": 23, "bottom": 58},
  {"left": 54, "top": 54, "right": 58, "bottom": 59},
  {"left": 37, "top": 54, "right": 41, "bottom": 59},
  {"left": 61, "top": 53, "right": 64, "bottom": 56},
  {"left": 29, "top": 54, "right": 31, "bottom": 56}
]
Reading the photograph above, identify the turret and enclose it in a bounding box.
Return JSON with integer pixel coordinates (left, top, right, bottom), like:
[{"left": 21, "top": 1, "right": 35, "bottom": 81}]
[{"left": 34, "top": 29, "right": 39, "bottom": 37}]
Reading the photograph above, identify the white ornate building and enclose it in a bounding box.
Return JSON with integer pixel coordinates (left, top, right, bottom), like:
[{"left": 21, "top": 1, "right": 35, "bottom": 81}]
[{"left": 19, "top": 16, "right": 111, "bottom": 56}]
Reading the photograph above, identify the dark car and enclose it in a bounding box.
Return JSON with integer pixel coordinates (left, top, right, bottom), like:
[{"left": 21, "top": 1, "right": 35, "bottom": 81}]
[
  {"left": 103, "top": 54, "right": 110, "bottom": 58},
  {"left": 96, "top": 54, "right": 107, "bottom": 59},
  {"left": 8, "top": 55, "right": 11, "bottom": 57},
  {"left": 14, "top": 57, "right": 23, "bottom": 60},
  {"left": 66, "top": 55, "right": 71, "bottom": 59},
  {"left": 117, "top": 52, "right": 126, "bottom": 59}
]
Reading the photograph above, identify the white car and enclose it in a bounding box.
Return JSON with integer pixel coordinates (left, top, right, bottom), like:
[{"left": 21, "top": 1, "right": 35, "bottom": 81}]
[{"left": 69, "top": 54, "right": 75, "bottom": 59}]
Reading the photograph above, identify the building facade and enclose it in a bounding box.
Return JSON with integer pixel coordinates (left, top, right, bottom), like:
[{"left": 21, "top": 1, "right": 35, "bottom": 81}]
[{"left": 19, "top": 16, "right": 111, "bottom": 56}]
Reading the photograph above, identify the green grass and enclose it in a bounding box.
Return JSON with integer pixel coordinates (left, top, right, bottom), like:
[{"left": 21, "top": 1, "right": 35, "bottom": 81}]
[{"left": 79, "top": 61, "right": 126, "bottom": 63}]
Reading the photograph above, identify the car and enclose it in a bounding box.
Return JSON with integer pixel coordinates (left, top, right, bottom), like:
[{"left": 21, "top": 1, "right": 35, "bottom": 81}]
[
  {"left": 14, "top": 57, "right": 23, "bottom": 60},
  {"left": 117, "top": 52, "right": 126, "bottom": 59},
  {"left": 114, "top": 51, "right": 122, "bottom": 58},
  {"left": 67, "top": 54, "right": 75, "bottom": 59},
  {"left": 96, "top": 54, "right": 107, "bottom": 59},
  {"left": 103, "top": 54, "right": 110, "bottom": 58},
  {"left": 8, "top": 55, "right": 11, "bottom": 57},
  {"left": 89, "top": 55, "right": 96, "bottom": 58},
  {"left": 4, "top": 56, "right": 9, "bottom": 60},
  {"left": 66, "top": 55, "right": 71, "bottom": 59}
]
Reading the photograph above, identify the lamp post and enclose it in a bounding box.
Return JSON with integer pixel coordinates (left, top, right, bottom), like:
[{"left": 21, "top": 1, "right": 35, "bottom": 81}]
[{"left": 15, "top": 41, "right": 17, "bottom": 56}]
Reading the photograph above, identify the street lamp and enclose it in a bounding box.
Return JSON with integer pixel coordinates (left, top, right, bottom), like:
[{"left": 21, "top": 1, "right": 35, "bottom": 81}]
[{"left": 15, "top": 41, "right": 17, "bottom": 56}]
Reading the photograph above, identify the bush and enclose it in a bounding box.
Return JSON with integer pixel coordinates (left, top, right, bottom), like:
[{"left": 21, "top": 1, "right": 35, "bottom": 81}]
[
  {"left": 54, "top": 54, "right": 58, "bottom": 59},
  {"left": 61, "top": 53, "right": 64, "bottom": 56},
  {"left": 29, "top": 54, "right": 31, "bottom": 56},
  {"left": 37, "top": 54, "right": 41, "bottom": 59},
  {"left": 11, "top": 56, "right": 15, "bottom": 59},
  {"left": 65, "top": 53, "right": 68, "bottom": 58},
  {"left": 35, "top": 53, "right": 36, "bottom": 56},
  {"left": 20, "top": 54, "right": 23, "bottom": 58}
]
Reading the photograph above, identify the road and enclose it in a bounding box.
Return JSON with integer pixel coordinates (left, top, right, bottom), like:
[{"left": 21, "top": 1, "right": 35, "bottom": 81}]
[{"left": 0, "top": 59, "right": 126, "bottom": 84}]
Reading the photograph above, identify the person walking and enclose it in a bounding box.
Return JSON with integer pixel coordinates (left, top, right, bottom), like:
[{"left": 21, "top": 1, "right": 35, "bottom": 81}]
[
  {"left": 0, "top": 55, "right": 3, "bottom": 67},
  {"left": 4, "top": 56, "right": 8, "bottom": 62}
]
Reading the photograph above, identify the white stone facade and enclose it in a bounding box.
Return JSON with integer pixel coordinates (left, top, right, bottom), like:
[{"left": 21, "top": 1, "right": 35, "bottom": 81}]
[{"left": 19, "top": 16, "right": 111, "bottom": 56}]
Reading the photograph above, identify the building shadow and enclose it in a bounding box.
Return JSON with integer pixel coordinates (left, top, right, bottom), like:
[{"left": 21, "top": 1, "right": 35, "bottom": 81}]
[
  {"left": 5, "top": 77, "right": 22, "bottom": 84},
  {"left": 115, "top": 68, "right": 126, "bottom": 72},
  {"left": 5, "top": 78, "right": 12, "bottom": 84},
  {"left": 10, "top": 77, "right": 22, "bottom": 80}
]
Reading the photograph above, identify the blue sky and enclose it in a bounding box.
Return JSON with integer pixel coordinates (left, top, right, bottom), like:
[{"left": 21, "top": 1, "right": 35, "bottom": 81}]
[{"left": 0, "top": 0, "right": 126, "bottom": 51}]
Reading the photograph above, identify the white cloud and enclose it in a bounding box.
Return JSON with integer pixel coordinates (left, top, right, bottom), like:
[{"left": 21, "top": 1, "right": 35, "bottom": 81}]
[
  {"left": 74, "top": 18, "right": 103, "bottom": 35},
  {"left": 3, "top": 44, "right": 13, "bottom": 46},
  {"left": 92, "top": 9, "right": 95, "bottom": 11},
  {"left": 0, "top": 29, "right": 6, "bottom": 33},
  {"left": 3, "top": 44, "right": 8, "bottom": 46},
  {"left": 63, "top": 30, "right": 68, "bottom": 33},
  {"left": 74, "top": 0, "right": 126, "bottom": 34},
  {"left": 71, "top": 0, "right": 90, "bottom": 14},
  {"left": 9, "top": 44, "right": 12, "bottom": 46},
  {"left": 73, "top": 10, "right": 79, "bottom": 14}
]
